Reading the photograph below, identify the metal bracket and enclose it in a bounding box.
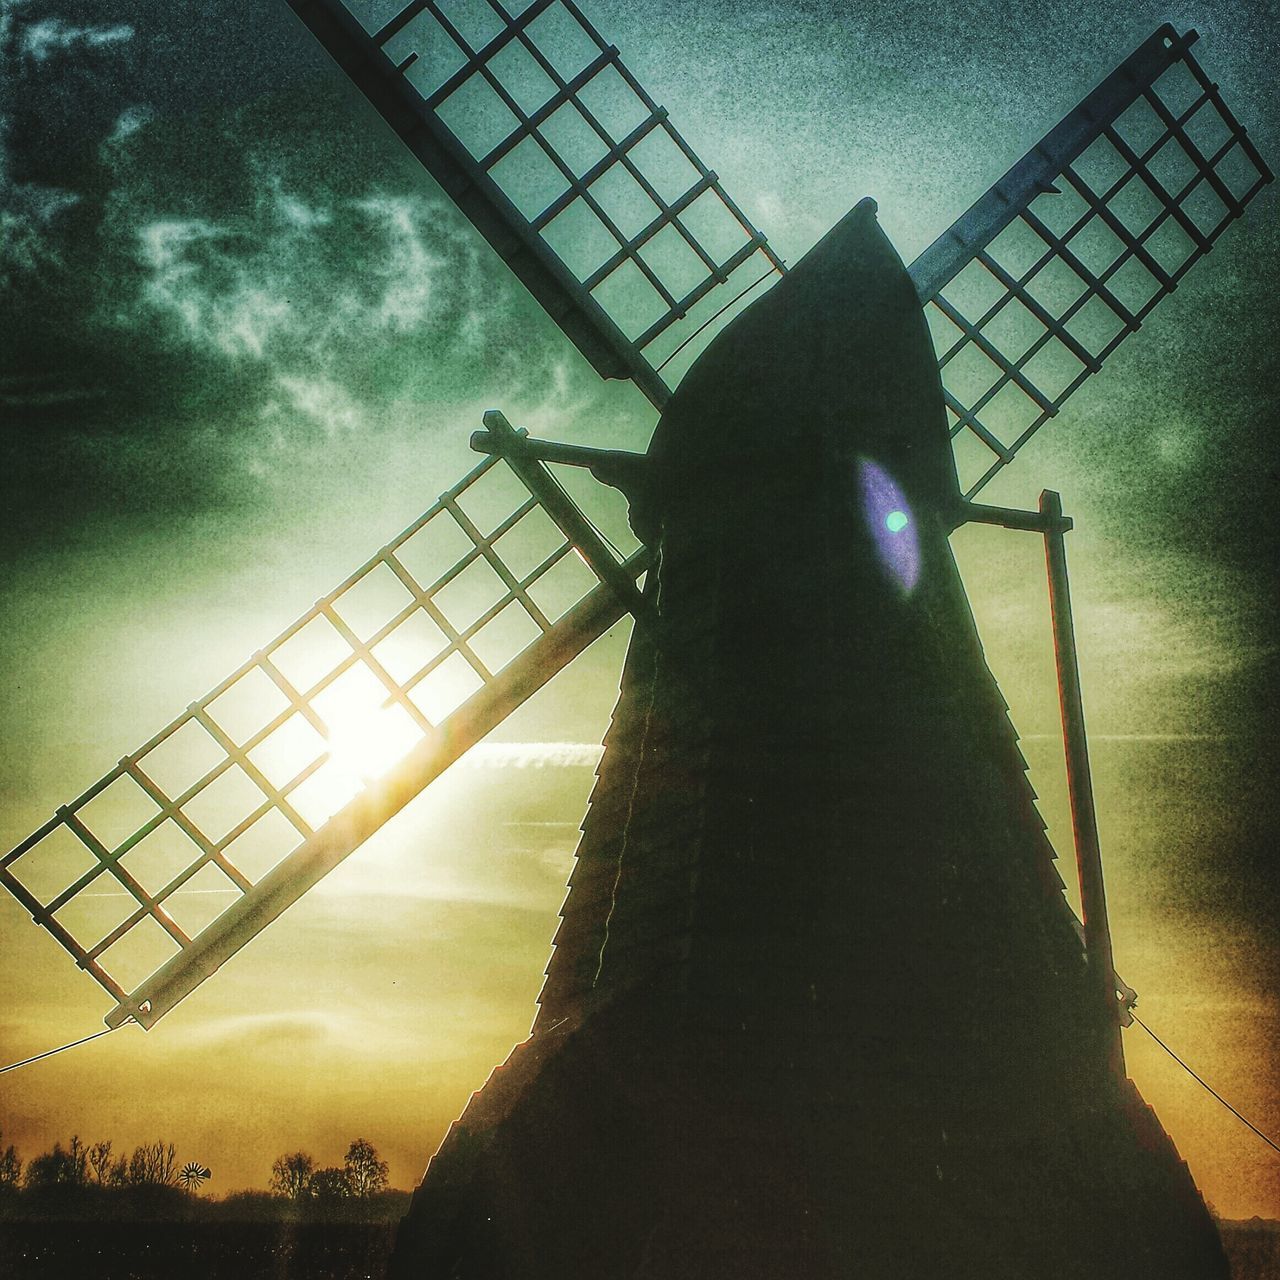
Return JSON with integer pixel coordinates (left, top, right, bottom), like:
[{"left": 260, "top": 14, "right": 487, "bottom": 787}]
[{"left": 953, "top": 499, "right": 1072, "bottom": 535}]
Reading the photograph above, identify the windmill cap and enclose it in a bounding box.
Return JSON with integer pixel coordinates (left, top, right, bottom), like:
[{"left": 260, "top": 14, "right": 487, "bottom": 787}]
[{"left": 647, "top": 195, "right": 958, "bottom": 512}]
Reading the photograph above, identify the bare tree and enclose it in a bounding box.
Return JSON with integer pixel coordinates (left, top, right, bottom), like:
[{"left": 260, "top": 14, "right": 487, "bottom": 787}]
[
  {"left": 88, "top": 1140, "right": 114, "bottom": 1185},
  {"left": 127, "top": 1140, "right": 177, "bottom": 1186},
  {"left": 270, "top": 1151, "right": 316, "bottom": 1199},
  {"left": 343, "top": 1138, "right": 389, "bottom": 1198},
  {"left": 68, "top": 1135, "right": 88, "bottom": 1183},
  {"left": 153, "top": 1141, "right": 177, "bottom": 1185}
]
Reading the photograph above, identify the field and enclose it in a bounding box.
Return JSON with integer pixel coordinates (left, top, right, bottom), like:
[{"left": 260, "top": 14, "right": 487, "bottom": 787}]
[
  {"left": 0, "top": 1218, "right": 1276, "bottom": 1278},
  {"left": 1221, "top": 1219, "right": 1280, "bottom": 1280},
  {"left": 0, "top": 1220, "right": 396, "bottom": 1279}
]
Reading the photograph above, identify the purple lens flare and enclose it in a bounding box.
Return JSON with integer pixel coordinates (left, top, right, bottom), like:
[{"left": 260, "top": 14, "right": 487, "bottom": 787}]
[{"left": 859, "top": 459, "right": 920, "bottom": 592}]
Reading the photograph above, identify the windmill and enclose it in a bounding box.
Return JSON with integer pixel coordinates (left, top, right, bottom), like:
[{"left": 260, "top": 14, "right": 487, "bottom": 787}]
[{"left": 0, "top": 2, "right": 1272, "bottom": 1276}]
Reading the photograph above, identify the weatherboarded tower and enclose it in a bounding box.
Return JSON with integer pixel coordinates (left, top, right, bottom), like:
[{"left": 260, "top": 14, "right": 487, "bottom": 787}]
[{"left": 389, "top": 202, "right": 1227, "bottom": 1279}]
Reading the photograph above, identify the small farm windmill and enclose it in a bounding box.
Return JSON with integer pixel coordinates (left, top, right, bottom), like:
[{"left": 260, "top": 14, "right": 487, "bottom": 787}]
[
  {"left": 178, "top": 1161, "right": 212, "bottom": 1192},
  {"left": 1, "top": 3, "right": 1272, "bottom": 1276}
]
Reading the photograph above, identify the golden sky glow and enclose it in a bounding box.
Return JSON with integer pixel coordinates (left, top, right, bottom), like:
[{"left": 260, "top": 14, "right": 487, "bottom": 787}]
[{"left": 1, "top": 452, "right": 1275, "bottom": 1216}]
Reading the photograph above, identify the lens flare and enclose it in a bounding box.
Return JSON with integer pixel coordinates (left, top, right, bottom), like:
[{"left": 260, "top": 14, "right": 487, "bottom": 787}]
[{"left": 859, "top": 460, "right": 920, "bottom": 592}]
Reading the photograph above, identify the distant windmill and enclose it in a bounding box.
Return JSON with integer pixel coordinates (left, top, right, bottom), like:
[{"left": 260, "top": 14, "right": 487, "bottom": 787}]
[
  {"left": 178, "top": 1161, "right": 212, "bottom": 1192},
  {"left": 1, "top": 3, "right": 1271, "bottom": 1277}
]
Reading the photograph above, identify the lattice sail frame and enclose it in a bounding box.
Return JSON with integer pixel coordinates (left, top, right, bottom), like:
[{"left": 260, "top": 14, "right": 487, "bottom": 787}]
[
  {"left": 2, "top": 23, "right": 1273, "bottom": 1029},
  {"left": 908, "top": 25, "right": 1273, "bottom": 497},
  {"left": 287, "top": 0, "right": 786, "bottom": 406},
  {"left": 1, "top": 443, "right": 648, "bottom": 1028}
]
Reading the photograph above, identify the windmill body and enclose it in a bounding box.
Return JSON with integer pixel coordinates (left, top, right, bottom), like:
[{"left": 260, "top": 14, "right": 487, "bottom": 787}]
[{"left": 389, "top": 202, "right": 1226, "bottom": 1279}]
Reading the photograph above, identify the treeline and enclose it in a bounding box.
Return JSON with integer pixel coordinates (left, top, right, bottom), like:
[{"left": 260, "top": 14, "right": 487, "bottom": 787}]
[
  {"left": 0, "top": 1134, "right": 190, "bottom": 1192},
  {"left": 0, "top": 1131, "right": 409, "bottom": 1223},
  {"left": 268, "top": 1139, "right": 390, "bottom": 1202}
]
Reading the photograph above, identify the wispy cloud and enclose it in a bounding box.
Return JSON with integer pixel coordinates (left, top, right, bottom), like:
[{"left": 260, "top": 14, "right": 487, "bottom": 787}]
[
  {"left": 123, "top": 181, "right": 491, "bottom": 363},
  {"left": 0, "top": 377, "right": 104, "bottom": 408},
  {"left": 503, "top": 820, "right": 581, "bottom": 828},
  {"left": 106, "top": 104, "right": 152, "bottom": 146},
  {"left": 18, "top": 17, "right": 134, "bottom": 63},
  {"left": 0, "top": 6, "right": 116, "bottom": 285},
  {"left": 1, "top": 5, "right": 575, "bottom": 501},
  {"left": 463, "top": 743, "right": 603, "bottom": 769},
  {"left": 108, "top": 168, "right": 508, "bottom": 450},
  {"left": 185, "top": 1009, "right": 346, "bottom": 1051},
  {"left": 349, "top": 194, "right": 442, "bottom": 332},
  {"left": 1078, "top": 591, "right": 1269, "bottom": 684},
  {"left": 269, "top": 374, "right": 364, "bottom": 437}
]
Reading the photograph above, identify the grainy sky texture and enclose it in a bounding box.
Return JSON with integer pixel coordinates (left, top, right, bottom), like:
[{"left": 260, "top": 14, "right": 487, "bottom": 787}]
[{"left": 1, "top": 0, "right": 1277, "bottom": 1217}]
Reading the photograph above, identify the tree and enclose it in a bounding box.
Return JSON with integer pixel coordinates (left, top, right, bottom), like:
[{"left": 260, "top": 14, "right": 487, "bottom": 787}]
[
  {"left": 308, "top": 1166, "right": 351, "bottom": 1202},
  {"left": 126, "top": 1140, "right": 177, "bottom": 1186},
  {"left": 24, "top": 1136, "right": 88, "bottom": 1188},
  {"left": 343, "top": 1138, "right": 388, "bottom": 1198},
  {"left": 0, "top": 1133, "right": 21, "bottom": 1191},
  {"left": 88, "top": 1140, "right": 114, "bottom": 1185},
  {"left": 270, "top": 1151, "right": 316, "bottom": 1199}
]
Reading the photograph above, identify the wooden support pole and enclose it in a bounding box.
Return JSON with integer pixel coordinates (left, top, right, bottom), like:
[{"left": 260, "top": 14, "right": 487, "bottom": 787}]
[{"left": 1040, "top": 489, "right": 1126, "bottom": 1078}]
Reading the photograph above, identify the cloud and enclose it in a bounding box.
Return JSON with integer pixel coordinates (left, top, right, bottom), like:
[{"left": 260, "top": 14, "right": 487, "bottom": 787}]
[
  {"left": 106, "top": 104, "right": 152, "bottom": 145},
  {"left": 348, "top": 193, "right": 443, "bottom": 332},
  {"left": 268, "top": 374, "right": 364, "bottom": 437},
  {"left": 186, "top": 1009, "right": 344, "bottom": 1051},
  {"left": 125, "top": 185, "right": 478, "bottom": 369},
  {"left": 3, "top": 14, "right": 540, "bottom": 430},
  {"left": 18, "top": 18, "right": 134, "bottom": 63},
  {"left": 462, "top": 743, "right": 603, "bottom": 769},
  {"left": 0, "top": 376, "right": 103, "bottom": 408},
  {"left": 0, "top": 6, "right": 614, "bottom": 546},
  {"left": 0, "top": 185, "right": 78, "bottom": 284},
  {"left": 94, "top": 124, "right": 527, "bottom": 455},
  {"left": 0, "top": 5, "right": 88, "bottom": 287}
]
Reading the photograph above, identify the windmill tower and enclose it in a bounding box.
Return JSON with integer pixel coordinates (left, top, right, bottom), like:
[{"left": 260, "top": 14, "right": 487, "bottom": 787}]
[
  {"left": 0, "top": 3, "right": 1272, "bottom": 1276},
  {"left": 389, "top": 196, "right": 1224, "bottom": 1280}
]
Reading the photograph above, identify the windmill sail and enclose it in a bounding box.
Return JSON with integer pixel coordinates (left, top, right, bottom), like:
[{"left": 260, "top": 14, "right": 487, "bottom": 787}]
[
  {"left": 285, "top": 0, "right": 787, "bottom": 406},
  {"left": 906, "top": 24, "right": 1272, "bottom": 496},
  {"left": 1, "top": 23, "right": 1271, "bottom": 1029},
  {"left": 1, "top": 446, "right": 647, "bottom": 1029},
  {"left": 287, "top": 2, "right": 1270, "bottom": 487}
]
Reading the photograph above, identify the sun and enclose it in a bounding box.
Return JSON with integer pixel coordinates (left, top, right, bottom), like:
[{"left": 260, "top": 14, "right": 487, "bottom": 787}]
[{"left": 324, "top": 700, "right": 424, "bottom": 794}]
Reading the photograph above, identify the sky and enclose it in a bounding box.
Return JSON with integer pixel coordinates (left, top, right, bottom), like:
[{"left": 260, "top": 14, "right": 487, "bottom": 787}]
[{"left": 1, "top": 0, "right": 1278, "bottom": 1218}]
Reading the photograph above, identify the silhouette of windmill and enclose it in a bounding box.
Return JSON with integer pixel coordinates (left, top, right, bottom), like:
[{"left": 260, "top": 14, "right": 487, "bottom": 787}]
[{"left": 0, "top": 4, "right": 1272, "bottom": 1275}]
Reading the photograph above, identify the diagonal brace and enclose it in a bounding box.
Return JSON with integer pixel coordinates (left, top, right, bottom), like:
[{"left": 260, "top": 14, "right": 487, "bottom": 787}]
[{"left": 477, "top": 411, "right": 653, "bottom": 622}]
